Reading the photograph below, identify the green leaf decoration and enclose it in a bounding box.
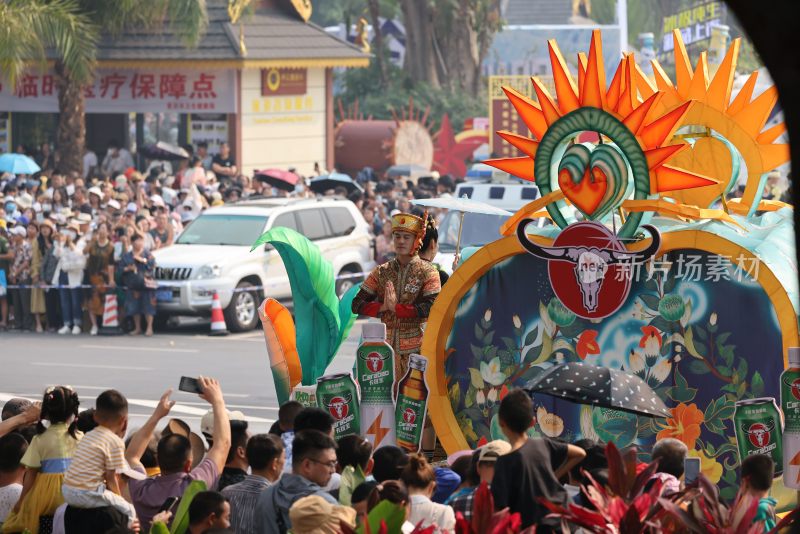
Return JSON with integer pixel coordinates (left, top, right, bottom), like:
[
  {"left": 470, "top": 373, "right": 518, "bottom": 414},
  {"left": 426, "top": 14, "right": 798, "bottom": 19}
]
[
  {"left": 357, "top": 500, "right": 407, "bottom": 534},
  {"left": 684, "top": 328, "right": 704, "bottom": 359},
  {"left": 666, "top": 366, "right": 698, "bottom": 403},
  {"left": 250, "top": 226, "right": 340, "bottom": 384},
  {"left": 751, "top": 371, "right": 765, "bottom": 397},
  {"left": 704, "top": 396, "right": 735, "bottom": 436},
  {"left": 695, "top": 326, "right": 708, "bottom": 341},
  {"left": 502, "top": 336, "right": 517, "bottom": 351},
  {"left": 688, "top": 360, "right": 711, "bottom": 375},
  {"left": 470, "top": 343, "right": 484, "bottom": 360},
  {"left": 524, "top": 326, "right": 539, "bottom": 346},
  {"left": 469, "top": 368, "right": 485, "bottom": 390},
  {"left": 639, "top": 293, "right": 661, "bottom": 311},
  {"left": 337, "top": 284, "right": 360, "bottom": 351},
  {"left": 448, "top": 381, "right": 461, "bottom": 408},
  {"left": 484, "top": 330, "right": 495, "bottom": 345},
  {"left": 736, "top": 357, "right": 749, "bottom": 381},
  {"left": 475, "top": 324, "right": 484, "bottom": 339}
]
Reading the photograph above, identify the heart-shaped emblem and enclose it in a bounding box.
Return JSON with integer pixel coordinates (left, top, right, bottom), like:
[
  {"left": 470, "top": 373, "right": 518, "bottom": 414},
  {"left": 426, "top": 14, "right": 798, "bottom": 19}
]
[
  {"left": 557, "top": 143, "right": 628, "bottom": 221},
  {"left": 557, "top": 144, "right": 606, "bottom": 216}
]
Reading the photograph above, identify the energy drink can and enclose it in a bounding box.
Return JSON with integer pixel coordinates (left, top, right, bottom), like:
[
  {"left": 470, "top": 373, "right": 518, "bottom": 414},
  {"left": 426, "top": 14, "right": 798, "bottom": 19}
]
[
  {"left": 317, "top": 372, "right": 361, "bottom": 439},
  {"left": 734, "top": 397, "right": 783, "bottom": 475}
]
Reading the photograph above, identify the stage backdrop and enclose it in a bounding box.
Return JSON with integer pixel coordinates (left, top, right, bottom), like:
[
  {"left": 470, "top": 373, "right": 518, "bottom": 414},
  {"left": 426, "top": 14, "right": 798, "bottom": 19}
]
[{"left": 426, "top": 217, "right": 798, "bottom": 502}]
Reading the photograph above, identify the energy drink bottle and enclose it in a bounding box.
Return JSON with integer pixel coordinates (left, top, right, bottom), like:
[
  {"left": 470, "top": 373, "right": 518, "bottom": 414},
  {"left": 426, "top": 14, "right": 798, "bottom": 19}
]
[
  {"left": 781, "top": 347, "right": 800, "bottom": 488},
  {"left": 395, "top": 354, "right": 429, "bottom": 452},
  {"left": 356, "top": 322, "right": 396, "bottom": 448},
  {"left": 734, "top": 397, "right": 783, "bottom": 475},
  {"left": 317, "top": 373, "right": 360, "bottom": 439}
]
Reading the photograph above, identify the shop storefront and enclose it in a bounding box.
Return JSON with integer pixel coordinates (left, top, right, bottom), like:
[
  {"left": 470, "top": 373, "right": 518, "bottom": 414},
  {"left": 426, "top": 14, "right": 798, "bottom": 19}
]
[{"left": 0, "top": 1, "right": 368, "bottom": 176}]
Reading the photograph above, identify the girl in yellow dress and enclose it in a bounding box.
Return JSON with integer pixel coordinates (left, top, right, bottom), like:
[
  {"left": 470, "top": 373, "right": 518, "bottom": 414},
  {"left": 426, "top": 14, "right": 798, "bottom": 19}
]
[{"left": 3, "top": 386, "right": 82, "bottom": 534}]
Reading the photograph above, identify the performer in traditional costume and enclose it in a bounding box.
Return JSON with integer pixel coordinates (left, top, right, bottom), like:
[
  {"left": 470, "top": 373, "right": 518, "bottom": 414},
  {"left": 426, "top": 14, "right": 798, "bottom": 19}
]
[{"left": 351, "top": 212, "right": 442, "bottom": 381}]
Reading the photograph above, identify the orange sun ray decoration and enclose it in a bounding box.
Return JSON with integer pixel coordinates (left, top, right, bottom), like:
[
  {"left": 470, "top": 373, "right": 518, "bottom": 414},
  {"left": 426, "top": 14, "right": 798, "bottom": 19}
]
[
  {"left": 641, "top": 29, "right": 790, "bottom": 215},
  {"left": 485, "top": 29, "right": 719, "bottom": 239}
]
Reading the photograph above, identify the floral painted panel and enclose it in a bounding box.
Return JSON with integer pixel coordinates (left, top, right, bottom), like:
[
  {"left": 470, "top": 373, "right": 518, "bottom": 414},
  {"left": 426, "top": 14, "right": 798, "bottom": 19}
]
[{"left": 444, "top": 249, "right": 783, "bottom": 500}]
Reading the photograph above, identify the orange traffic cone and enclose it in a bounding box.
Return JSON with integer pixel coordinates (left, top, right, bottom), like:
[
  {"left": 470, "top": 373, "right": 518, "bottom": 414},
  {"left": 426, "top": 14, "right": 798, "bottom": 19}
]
[
  {"left": 209, "top": 290, "right": 229, "bottom": 336},
  {"left": 99, "top": 293, "right": 123, "bottom": 335}
]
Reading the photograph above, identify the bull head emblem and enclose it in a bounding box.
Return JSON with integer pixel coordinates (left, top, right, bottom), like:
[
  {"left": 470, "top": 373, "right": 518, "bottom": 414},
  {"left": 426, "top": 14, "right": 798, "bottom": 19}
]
[
  {"left": 743, "top": 419, "right": 775, "bottom": 448},
  {"left": 517, "top": 219, "right": 661, "bottom": 312},
  {"left": 325, "top": 394, "right": 352, "bottom": 420}
]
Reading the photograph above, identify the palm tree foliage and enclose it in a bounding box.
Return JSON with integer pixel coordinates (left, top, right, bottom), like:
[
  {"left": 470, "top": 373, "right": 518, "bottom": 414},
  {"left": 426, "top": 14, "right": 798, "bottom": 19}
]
[{"left": 0, "top": 0, "right": 209, "bottom": 173}]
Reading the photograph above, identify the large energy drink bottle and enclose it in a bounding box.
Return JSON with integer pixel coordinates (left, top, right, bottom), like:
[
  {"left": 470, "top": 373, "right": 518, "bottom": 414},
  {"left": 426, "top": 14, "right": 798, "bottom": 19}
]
[
  {"left": 734, "top": 397, "right": 783, "bottom": 475},
  {"left": 395, "top": 354, "right": 430, "bottom": 452},
  {"left": 316, "top": 373, "right": 361, "bottom": 439},
  {"left": 356, "top": 322, "right": 397, "bottom": 448},
  {"left": 781, "top": 347, "right": 800, "bottom": 488}
]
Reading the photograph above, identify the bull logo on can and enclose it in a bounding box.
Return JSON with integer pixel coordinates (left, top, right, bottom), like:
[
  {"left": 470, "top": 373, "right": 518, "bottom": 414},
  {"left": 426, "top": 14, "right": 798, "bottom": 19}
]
[
  {"left": 325, "top": 393, "right": 352, "bottom": 421},
  {"left": 517, "top": 220, "right": 661, "bottom": 319},
  {"left": 743, "top": 419, "right": 775, "bottom": 448}
]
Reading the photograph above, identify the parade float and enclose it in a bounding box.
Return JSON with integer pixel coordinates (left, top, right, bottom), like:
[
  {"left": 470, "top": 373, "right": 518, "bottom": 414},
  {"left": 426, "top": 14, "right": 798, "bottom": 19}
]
[
  {"left": 421, "top": 29, "right": 796, "bottom": 505},
  {"left": 252, "top": 28, "right": 796, "bottom": 507}
]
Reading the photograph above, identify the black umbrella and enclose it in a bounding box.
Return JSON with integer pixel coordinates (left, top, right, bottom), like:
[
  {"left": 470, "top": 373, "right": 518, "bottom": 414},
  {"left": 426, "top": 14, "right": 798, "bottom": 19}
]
[
  {"left": 139, "top": 141, "right": 190, "bottom": 161},
  {"left": 309, "top": 172, "right": 363, "bottom": 194},
  {"left": 525, "top": 361, "right": 671, "bottom": 418}
]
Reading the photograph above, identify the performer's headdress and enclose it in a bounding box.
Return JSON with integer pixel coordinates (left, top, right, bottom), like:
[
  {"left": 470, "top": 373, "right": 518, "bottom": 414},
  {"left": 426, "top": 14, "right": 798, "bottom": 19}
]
[{"left": 391, "top": 211, "right": 429, "bottom": 255}]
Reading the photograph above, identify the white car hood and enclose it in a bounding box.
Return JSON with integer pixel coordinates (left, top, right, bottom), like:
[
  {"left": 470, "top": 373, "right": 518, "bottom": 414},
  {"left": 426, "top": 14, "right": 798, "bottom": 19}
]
[{"left": 152, "top": 244, "right": 254, "bottom": 268}]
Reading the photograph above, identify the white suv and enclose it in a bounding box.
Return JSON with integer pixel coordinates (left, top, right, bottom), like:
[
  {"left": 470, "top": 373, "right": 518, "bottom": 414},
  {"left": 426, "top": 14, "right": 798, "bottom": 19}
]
[{"left": 152, "top": 198, "right": 375, "bottom": 331}]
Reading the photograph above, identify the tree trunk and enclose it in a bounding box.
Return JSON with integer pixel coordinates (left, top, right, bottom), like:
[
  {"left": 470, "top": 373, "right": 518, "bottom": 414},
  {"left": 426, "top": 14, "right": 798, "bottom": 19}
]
[
  {"left": 55, "top": 60, "right": 86, "bottom": 176},
  {"left": 367, "top": 0, "right": 388, "bottom": 88},
  {"left": 400, "top": 0, "right": 441, "bottom": 88}
]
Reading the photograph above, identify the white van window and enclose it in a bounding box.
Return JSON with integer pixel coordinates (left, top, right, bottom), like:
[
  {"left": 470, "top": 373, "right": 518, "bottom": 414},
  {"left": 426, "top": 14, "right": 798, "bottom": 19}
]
[
  {"left": 325, "top": 207, "right": 356, "bottom": 237},
  {"left": 459, "top": 186, "right": 474, "bottom": 199},
  {"left": 489, "top": 187, "right": 504, "bottom": 199},
  {"left": 176, "top": 214, "right": 267, "bottom": 246},
  {"left": 297, "top": 209, "right": 329, "bottom": 241},
  {"left": 272, "top": 212, "right": 298, "bottom": 231},
  {"left": 522, "top": 187, "right": 539, "bottom": 200}
]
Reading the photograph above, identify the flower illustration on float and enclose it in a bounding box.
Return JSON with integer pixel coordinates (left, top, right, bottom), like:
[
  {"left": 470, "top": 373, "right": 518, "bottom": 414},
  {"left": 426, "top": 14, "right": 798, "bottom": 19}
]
[
  {"left": 657, "top": 402, "right": 704, "bottom": 449},
  {"left": 639, "top": 326, "right": 662, "bottom": 360},
  {"left": 688, "top": 449, "right": 723, "bottom": 484},
  {"left": 547, "top": 298, "right": 576, "bottom": 327},
  {"left": 658, "top": 293, "right": 686, "bottom": 322},
  {"left": 480, "top": 357, "right": 506, "bottom": 386},
  {"left": 576, "top": 330, "right": 600, "bottom": 360}
]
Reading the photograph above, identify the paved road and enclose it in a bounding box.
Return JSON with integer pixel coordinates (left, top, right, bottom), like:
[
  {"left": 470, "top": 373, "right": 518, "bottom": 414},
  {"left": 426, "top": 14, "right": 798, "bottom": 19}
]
[{"left": 0, "top": 319, "right": 365, "bottom": 436}]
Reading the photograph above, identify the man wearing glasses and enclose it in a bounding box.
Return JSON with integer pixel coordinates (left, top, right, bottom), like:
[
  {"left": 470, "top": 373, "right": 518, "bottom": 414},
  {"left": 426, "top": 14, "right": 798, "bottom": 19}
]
[{"left": 254, "top": 430, "right": 338, "bottom": 534}]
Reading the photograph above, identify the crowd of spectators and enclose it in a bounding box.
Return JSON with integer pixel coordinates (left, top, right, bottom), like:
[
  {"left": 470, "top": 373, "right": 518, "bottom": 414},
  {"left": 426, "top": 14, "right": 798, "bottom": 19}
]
[
  {"left": 0, "top": 141, "right": 460, "bottom": 335},
  {"left": 0, "top": 384, "right": 782, "bottom": 534}
]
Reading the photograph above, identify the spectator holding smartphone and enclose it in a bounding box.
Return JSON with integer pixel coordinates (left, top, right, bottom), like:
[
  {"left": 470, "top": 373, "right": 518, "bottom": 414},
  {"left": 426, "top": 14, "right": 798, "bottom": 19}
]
[{"left": 126, "top": 377, "right": 231, "bottom": 532}]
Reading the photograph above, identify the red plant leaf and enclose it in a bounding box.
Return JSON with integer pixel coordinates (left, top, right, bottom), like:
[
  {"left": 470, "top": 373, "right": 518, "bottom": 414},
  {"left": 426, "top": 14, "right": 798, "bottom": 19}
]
[
  {"left": 631, "top": 459, "right": 660, "bottom": 497},
  {"left": 566, "top": 504, "right": 608, "bottom": 528},
  {"left": 471, "top": 482, "right": 494, "bottom": 534},
  {"left": 620, "top": 504, "right": 644, "bottom": 533},
  {"left": 378, "top": 519, "right": 388, "bottom": 534},
  {"left": 605, "top": 442, "right": 626, "bottom": 497},
  {"left": 732, "top": 494, "right": 761, "bottom": 534},
  {"left": 490, "top": 511, "right": 522, "bottom": 534},
  {"left": 770, "top": 505, "right": 799, "bottom": 533},
  {"left": 339, "top": 519, "right": 357, "bottom": 534},
  {"left": 659, "top": 497, "right": 702, "bottom": 533},
  {"left": 409, "top": 519, "right": 435, "bottom": 534},
  {"left": 607, "top": 496, "right": 629, "bottom": 524},
  {"left": 622, "top": 446, "right": 639, "bottom": 497},
  {"left": 454, "top": 511, "right": 471, "bottom": 534}
]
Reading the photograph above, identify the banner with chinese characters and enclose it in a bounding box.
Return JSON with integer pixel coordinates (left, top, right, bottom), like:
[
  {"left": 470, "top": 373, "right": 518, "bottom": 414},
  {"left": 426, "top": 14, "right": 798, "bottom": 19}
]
[
  {"left": 658, "top": 1, "right": 727, "bottom": 62},
  {"left": 488, "top": 75, "right": 555, "bottom": 156},
  {"left": 0, "top": 69, "right": 236, "bottom": 113}
]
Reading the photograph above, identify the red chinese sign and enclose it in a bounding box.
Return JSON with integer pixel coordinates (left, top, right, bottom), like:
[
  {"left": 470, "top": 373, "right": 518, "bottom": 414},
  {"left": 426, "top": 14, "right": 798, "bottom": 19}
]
[
  {"left": 0, "top": 69, "right": 235, "bottom": 113},
  {"left": 261, "top": 68, "right": 307, "bottom": 96}
]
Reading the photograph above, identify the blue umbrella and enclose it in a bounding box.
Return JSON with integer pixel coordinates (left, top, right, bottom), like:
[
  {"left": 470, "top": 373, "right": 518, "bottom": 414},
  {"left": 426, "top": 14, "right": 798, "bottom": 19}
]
[
  {"left": 309, "top": 172, "right": 363, "bottom": 194},
  {"left": 0, "top": 153, "right": 41, "bottom": 175}
]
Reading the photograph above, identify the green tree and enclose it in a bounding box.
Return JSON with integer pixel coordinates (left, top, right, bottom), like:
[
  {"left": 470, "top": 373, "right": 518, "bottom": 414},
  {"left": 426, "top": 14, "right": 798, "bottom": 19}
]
[{"left": 0, "top": 0, "right": 208, "bottom": 174}]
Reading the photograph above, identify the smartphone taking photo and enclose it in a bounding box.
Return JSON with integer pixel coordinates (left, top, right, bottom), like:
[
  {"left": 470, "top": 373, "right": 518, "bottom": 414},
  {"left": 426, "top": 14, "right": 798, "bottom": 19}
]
[
  {"left": 684, "top": 457, "right": 701, "bottom": 485},
  {"left": 178, "top": 376, "right": 203, "bottom": 394}
]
